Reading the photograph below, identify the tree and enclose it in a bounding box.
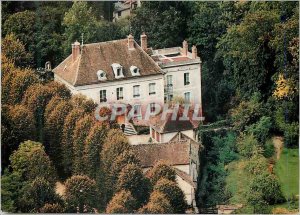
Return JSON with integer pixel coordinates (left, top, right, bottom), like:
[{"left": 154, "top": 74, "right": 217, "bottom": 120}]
[
  {"left": 247, "top": 171, "right": 284, "bottom": 211},
  {"left": 44, "top": 96, "right": 64, "bottom": 119},
  {"left": 39, "top": 203, "right": 64, "bottom": 213},
  {"left": 1, "top": 33, "right": 33, "bottom": 67},
  {"left": 3, "top": 10, "right": 36, "bottom": 58},
  {"left": 116, "top": 164, "right": 150, "bottom": 206},
  {"left": 139, "top": 190, "right": 173, "bottom": 214},
  {"left": 1, "top": 104, "right": 36, "bottom": 169},
  {"left": 100, "top": 129, "right": 131, "bottom": 203},
  {"left": 131, "top": 2, "right": 191, "bottom": 48},
  {"left": 61, "top": 108, "right": 85, "bottom": 177},
  {"left": 230, "top": 93, "right": 265, "bottom": 131},
  {"left": 147, "top": 160, "right": 176, "bottom": 185},
  {"left": 217, "top": 7, "right": 279, "bottom": 98},
  {"left": 1, "top": 170, "right": 28, "bottom": 213},
  {"left": 65, "top": 175, "right": 98, "bottom": 213},
  {"left": 108, "top": 150, "right": 140, "bottom": 191},
  {"left": 62, "top": 1, "right": 100, "bottom": 56},
  {"left": 153, "top": 178, "right": 187, "bottom": 213},
  {"left": 45, "top": 81, "right": 71, "bottom": 100},
  {"left": 84, "top": 123, "right": 108, "bottom": 179},
  {"left": 44, "top": 99, "right": 72, "bottom": 177},
  {"left": 9, "top": 140, "right": 57, "bottom": 184},
  {"left": 71, "top": 94, "right": 97, "bottom": 114},
  {"left": 22, "top": 83, "right": 56, "bottom": 141},
  {"left": 245, "top": 116, "right": 272, "bottom": 143},
  {"left": 23, "top": 177, "right": 58, "bottom": 211},
  {"left": 106, "top": 190, "right": 137, "bottom": 213},
  {"left": 3, "top": 69, "right": 39, "bottom": 105},
  {"left": 72, "top": 114, "right": 95, "bottom": 175}
]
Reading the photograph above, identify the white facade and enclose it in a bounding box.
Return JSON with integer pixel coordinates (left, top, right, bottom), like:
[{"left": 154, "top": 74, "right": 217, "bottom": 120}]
[
  {"left": 163, "top": 63, "right": 202, "bottom": 105},
  {"left": 55, "top": 73, "right": 165, "bottom": 118}
]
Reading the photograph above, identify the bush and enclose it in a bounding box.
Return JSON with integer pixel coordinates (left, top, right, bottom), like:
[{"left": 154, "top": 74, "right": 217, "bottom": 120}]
[
  {"left": 245, "top": 116, "right": 272, "bottom": 143},
  {"left": 263, "top": 140, "right": 275, "bottom": 158},
  {"left": 237, "top": 134, "right": 263, "bottom": 158},
  {"left": 247, "top": 171, "right": 285, "bottom": 206}
]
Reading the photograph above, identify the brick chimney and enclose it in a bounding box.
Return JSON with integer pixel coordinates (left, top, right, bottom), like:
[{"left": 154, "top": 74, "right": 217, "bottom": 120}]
[
  {"left": 128, "top": 34, "right": 134, "bottom": 50},
  {"left": 72, "top": 41, "right": 80, "bottom": 62},
  {"left": 182, "top": 40, "right": 188, "bottom": 56},
  {"left": 140, "top": 32, "right": 147, "bottom": 51},
  {"left": 192, "top": 45, "right": 197, "bottom": 59}
]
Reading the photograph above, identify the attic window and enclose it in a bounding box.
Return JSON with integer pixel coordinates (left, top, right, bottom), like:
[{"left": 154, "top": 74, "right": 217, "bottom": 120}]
[
  {"left": 97, "top": 70, "right": 107, "bottom": 81},
  {"left": 111, "top": 63, "right": 124, "bottom": 79},
  {"left": 130, "top": 66, "right": 140, "bottom": 76}
]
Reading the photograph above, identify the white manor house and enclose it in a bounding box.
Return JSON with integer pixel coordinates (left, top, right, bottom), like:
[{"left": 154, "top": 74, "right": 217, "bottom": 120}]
[
  {"left": 53, "top": 33, "right": 204, "bottom": 211},
  {"left": 53, "top": 33, "right": 203, "bottom": 124}
]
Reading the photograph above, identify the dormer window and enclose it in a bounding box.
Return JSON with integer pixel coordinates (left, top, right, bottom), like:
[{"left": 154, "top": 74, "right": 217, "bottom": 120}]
[
  {"left": 111, "top": 63, "right": 124, "bottom": 79},
  {"left": 97, "top": 70, "right": 107, "bottom": 81},
  {"left": 130, "top": 66, "right": 140, "bottom": 76}
]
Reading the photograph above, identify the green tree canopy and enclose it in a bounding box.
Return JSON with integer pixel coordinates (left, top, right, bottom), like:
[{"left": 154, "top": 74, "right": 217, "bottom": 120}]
[
  {"left": 139, "top": 190, "right": 173, "bottom": 214},
  {"left": 106, "top": 190, "right": 137, "bottom": 213},
  {"left": 147, "top": 160, "right": 176, "bottom": 185},
  {"left": 1, "top": 33, "right": 33, "bottom": 67},
  {"left": 9, "top": 140, "right": 57, "bottom": 185},
  {"left": 65, "top": 175, "right": 98, "bottom": 213},
  {"left": 116, "top": 163, "right": 150, "bottom": 206},
  {"left": 153, "top": 178, "right": 187, "bottom": 213}
]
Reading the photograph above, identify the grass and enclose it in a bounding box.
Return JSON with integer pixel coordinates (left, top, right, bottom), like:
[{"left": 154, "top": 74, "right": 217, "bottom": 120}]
[
  {"left": 225, "top": 160, "right": 252, "bottom": 205},
  {"left": 274, "top": 148, "right": 299, "bottom": 199}
]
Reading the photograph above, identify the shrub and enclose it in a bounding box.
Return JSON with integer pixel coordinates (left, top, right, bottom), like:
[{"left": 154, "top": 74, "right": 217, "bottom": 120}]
[
  {"left": 247, "top": 171, "right": 285, "bottom": 205},
  {"left": 237, "top": 133, "right": 263, "bottom": 158},
  {"left": 245, "top": 116, "right": 272, "bottom": 143}
]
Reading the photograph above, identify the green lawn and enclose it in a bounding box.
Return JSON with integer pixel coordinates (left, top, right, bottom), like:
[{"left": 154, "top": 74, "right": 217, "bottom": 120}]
[{"left": 274, "top": 148, "right": 299, "bottom": 199}]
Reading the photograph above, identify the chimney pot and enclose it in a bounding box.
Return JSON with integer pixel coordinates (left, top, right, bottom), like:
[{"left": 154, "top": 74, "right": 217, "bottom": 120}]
[
  {"left": 141, "top": 32, "right": 147, "bottom": 51},
  {"left": 72, "top": 41, "right": 81, "bottom": 62},
  {"left": 192, "top": 45, "right": 197, "bottom": 59},
  {"left": 128, "top": 34, "right": 134, "bottom": 50},
  {"left": 182, "top": 40, "right": 188, "bottom": 56}
]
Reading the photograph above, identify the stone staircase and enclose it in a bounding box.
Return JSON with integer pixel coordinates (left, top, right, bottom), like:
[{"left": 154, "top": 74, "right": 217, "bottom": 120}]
[{"left": 121, "top": 123, "right": 137, "bottom": 136}]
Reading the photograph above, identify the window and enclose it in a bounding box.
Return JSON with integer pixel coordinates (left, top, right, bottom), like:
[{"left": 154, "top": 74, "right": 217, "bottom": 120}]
[
  {"left": 149, "top": 83, "right": 156, "bottom": 95},
  {"left": 111, "top": 63, "right": 124, "bottom": 78},
  {"left": 100, "top": 90, "right": 107, "bottom": 103},
  {"left": 118, "top": 11, "right": 121, "bottom": 17},
  {"left": 116, "top": 87, "right": 123, "bottom": 100},
  {"left": 133, "top": 104, "right": 141, "bottom": 116},
  {"left": 97, "top": 70, "right": 107, "bottom": 81},
  {"left": 166, "top": 75, "right": 173, "bottom": 86},
  {"left": 130, "top": 66, "right": 140, "bottom": 76},
  {"left": 133, "top": 85, "right": 140, "bottom": 98},
  {"left": 184, "top": 73, "right": 190, "bottom": 85},
  {"left": 184, "top": 92, "right": 191, "bottom": 103},
  {"left": 150, "top": 103, "right": 156, "bottom": 113}
]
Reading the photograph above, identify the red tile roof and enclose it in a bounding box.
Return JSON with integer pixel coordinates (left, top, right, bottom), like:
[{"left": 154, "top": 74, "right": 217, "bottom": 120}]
[
  {"left": 53, "top": 39, "right": 162, "bottom": 86},
  {"left": 132, "top": 142, "right": 190, "bottom": 168}
]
